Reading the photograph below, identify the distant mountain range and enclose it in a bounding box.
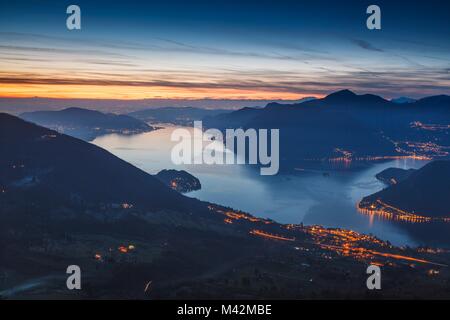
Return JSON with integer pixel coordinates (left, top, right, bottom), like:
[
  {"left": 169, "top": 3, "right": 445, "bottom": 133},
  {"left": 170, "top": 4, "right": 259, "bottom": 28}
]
[
  {"left": 391, "top": 97, "right": 417, "bottom": 104},
  {"left": 0, "top": 97, "right": 313, "bottom": 115},
  {"left": 20, "top": 107, "right": 153, "bottom": 141},
  {"left": 362, "top": 161, "right": 450, "bottom": 217},
  {"left": 205, "top": 89, "right": 450, "bottom": 171},
  {"left": 11, "top": 89, "right": 450, "bottom": 173},
  {"left": 128, "top": 107, "right": 231, "bottom": 126},
  {"left": 127, "top": 98, "right": 315, "bottom": 126}
]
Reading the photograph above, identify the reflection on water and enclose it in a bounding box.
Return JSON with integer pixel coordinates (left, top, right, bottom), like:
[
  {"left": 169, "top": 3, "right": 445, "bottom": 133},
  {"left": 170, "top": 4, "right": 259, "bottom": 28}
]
[{"left": 93, "top": 126, "right": 447, "bottom": 247}]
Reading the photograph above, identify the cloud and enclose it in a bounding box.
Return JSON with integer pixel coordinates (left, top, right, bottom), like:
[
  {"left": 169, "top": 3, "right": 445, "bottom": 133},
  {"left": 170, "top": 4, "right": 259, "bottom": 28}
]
[
  {"left": 155, "top": 38, "right": 335, "bottom": 62},
  {"left": 352, "top": 39, "right": 384, "bottom": 52},
  {"left": 0, "top": 32, "right": 337, "bottom": 65},
  {"left": 1, "top": 32, "right": 448, "bottom": 99},
  {"left": 0, "top": 68, "right": 448, "bottom": 98},
  {"left": 0, "top": 45, "right": 129, "bottom": 58}
]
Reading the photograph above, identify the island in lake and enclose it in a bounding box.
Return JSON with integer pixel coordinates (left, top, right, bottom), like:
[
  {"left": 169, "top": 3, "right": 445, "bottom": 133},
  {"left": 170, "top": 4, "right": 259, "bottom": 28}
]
[{"left": 155, "top": 169, "right": 202, "bottom": 193}]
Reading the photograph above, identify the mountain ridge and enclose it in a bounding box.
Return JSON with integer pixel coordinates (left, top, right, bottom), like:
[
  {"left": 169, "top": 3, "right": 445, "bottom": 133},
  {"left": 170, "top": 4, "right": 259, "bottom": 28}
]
[
  {"left": 0, "top": 112, "right": 196, "bottom": 212},
  {"left": 20, "top": 107, "right": 153, "bottom": 141},
  {"left": 203, "top": 89, "right": 450, "bottom": 171},
  {"left": 361, "top": 161, "right": 450, "bottom": 217}
]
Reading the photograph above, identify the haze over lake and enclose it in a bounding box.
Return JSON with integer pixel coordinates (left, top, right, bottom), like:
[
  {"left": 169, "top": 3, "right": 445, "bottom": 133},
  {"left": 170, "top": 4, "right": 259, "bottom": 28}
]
[{"left": 93, "top": 126, "right": 436, "bottom": 247}]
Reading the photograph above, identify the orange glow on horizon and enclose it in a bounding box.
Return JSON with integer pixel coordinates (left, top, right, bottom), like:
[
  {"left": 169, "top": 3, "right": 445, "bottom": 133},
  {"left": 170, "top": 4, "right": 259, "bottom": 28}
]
[{"left": 0, "top": 84, "right": 320, "bottom": 100}]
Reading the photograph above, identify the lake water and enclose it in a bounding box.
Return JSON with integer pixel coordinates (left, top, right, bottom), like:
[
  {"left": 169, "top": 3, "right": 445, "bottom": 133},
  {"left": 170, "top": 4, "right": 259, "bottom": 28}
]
[{"left": 93, "top": 126, "right": 444, "bottom": 247}]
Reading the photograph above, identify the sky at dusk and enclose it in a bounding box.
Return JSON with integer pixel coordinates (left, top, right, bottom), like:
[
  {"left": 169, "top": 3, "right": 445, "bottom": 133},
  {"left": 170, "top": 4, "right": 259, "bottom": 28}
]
[{"left": 0, "top": 0, "right": 449, "bottom": 100}]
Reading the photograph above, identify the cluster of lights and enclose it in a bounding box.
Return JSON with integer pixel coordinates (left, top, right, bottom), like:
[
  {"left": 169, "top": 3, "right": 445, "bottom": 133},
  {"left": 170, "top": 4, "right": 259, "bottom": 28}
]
[
  {"left": 94, "top": 244, "right": 136, "bottom": 261},
  {"left": 207, "top": 206, "right": 446, "bottom": 267},
  {"left": 358, "top": 200, "right": 450, "bottom": 224},
  {"left": 249, "top": 229, "right": 295, "bottom": 242}
]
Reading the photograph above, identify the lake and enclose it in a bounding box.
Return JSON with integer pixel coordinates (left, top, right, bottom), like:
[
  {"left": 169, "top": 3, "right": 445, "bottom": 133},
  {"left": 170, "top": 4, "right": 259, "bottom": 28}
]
[{"left": 93, "top": 126, "right": 446, "bottom": 247}]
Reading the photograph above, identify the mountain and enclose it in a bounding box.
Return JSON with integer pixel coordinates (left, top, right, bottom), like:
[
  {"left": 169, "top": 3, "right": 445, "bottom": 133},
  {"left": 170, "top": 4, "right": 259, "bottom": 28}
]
[
  {"left": 202, "top": 106, "right": 264, "bottom": 129},
  {"left": 204, "top": 90, "right": 396, "bottom": 171},
  {"left": 362, "top": 161, "right": 450, "bottom": 217},
  {"left": 204, "top": 90, "right": 450, "bottom": 171},
  {"left": 322, "top": 89, "right": 387, "bottom": 105},
  {"left": 1, "top": 113, "right": 450, "bottom": 299},
  {"left": 413, "top": 95, "right": 450, "bottom": 109},
  {"left": 264, "top": 96, "right": 316, "bottom": 108},
  {"left": 128, "top": 107, "right": 231, "bottom": 126},
  {"left": 129, "top": 101, "right": 315, "bottom": 127},
  {"left": 20, "top": 107, "right": 153, "bottom": 141},
  {"left": 391, "top": 97, "right": 417, "bottom": 104},
  {"left": 375, "top": 167, "right": 416, "bottom": 185},
  {"left": 321, "top": 89, "right": 390, "bottom": 107},
  {"left": 0, "top": 97, "right": 313, "bottom": 115},
  {"left": 0, "top": 113, "right": 192, "bottom": 212}
]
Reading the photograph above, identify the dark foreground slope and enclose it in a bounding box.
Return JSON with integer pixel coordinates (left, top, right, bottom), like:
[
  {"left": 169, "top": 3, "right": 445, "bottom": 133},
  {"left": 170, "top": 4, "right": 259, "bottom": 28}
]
[
  {"left": 362, "top": 161, "right": 450, "bottom": 217},
  {"left": 1, "top": 113, "right": 450, "bottom": 299},
  {"left": 21, "top": 107, "right": 153, "bottom": 140},
  {"left": 0, "top": 113, "right": 189, "bottom": 212}
]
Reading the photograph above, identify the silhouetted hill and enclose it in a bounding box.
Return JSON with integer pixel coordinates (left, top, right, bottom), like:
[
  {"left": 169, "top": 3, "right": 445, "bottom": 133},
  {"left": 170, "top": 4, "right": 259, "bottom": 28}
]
[
  {"left": 204, "top": 90, "right": 450, "bottom": 171},
  {"left": 204, "top": 90, "right": 396, "bottom": 170},
  {"left": 128, "top": 107, "right": 230, "bottom": 126},
  {"left": 203, "top": 106, "right": 264, "bottom": 129},
  {"left": 263, "top": 97, "right": 316, "bottom": 110},
  {"left": 413, "top": 95, "right": 450, "bottom": 109},
  {"left": 155, "top": 169, "right": 201, "bottom": 193},
  {"left": 21, "top": 108, "right": 153, "bottom": 141},
  {"left": 0, "top": 113, "right": 195, "bottom": 212},
  {"left": 363, "top": 161, "right": 450, "bottom": 217},
  {"left": 324, "top": 89, "right": 357, "bottom": 100},
  {"left": 375, "top": 167, "right": 416, "bottom": 185},
  {"left": 319, "top": 89, "right": 390, "bottom": 108}
]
